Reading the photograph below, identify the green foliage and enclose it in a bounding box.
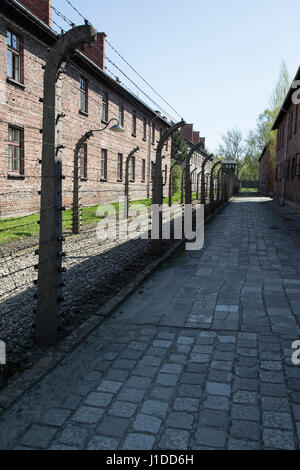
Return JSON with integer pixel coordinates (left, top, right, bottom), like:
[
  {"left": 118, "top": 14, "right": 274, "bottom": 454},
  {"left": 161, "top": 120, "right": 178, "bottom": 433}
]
[
  {"left": 171, "top": 129, "right": 187, "bottom": 163},
  {"left": 171, "top": 162, "right": 182, "bottom": 195}
]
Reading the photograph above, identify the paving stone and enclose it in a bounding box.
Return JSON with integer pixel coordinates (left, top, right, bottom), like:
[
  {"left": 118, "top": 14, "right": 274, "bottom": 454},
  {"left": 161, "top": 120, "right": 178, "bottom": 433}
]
[
  {"left": 84, "top": 392, "right": 113, "bottom": 408},
  {"left": 230, "top": 420, "right": 260, "bottom": 441},
  {"left": 112, "top": 359, "right": 137, "bottom": 370},
  {"left": 181, "top": 372, "right": 205, "bottom": 385},
  {"left": 83, "top": 371, "right": 102, "bottom": 382},
  {"left": 72, "top": 406, "right": 105, "bottom": 424},
  {"left": 41, "top": 408, "right": 71, "bottom": 426},
  {"left": 233, "top": 378, "right": 259, "bottom": 392},
  {"left": 165, "top": 412, "right": 194, "bottom": 430},
  {"left": 195, "top": 427, "right": 226, "bottom": 448},
  {"left": 158, "top": 429, "right": 190, "bottom": 450},
  {"left": 62, "top": 395, "right": 82, "bottom": 410},
  {"left": 178, "top": 384, "right": 203, "bottom": 399},
  {"left": 198, "top": 409, "right": 228, "bottom": 427},
  {"left": 135, "top": 365, "right": 159, "bottom": 378},
  {"left": 140, "top": 355, "right": 163, "bottom": 366},
  {"left": 263, "top": 428, "right": 295, "bottom": 450},
  {"left": 153, "top": 340, "right": 173, "bottom": 348},
  {"left": 262, "top": 397, "right": 290, "bottom": 411},
  {"left": 149, "top": 386, "right": 174, "bottom": 401},
  {"left": 202, "top": 396, "right": 229, "bottom": 410},
  {"left": 160, "top": 363, "right": 183, "bottom": 374},
  {"left": 57, "top": 424, "right": 89, "bottom": 448},
  {"left": 20, "top": 424, "right": 57, "bottom": 449},
  {"left": 173, "top": 398, "right": 199, "bottom": 412},
  {"left": 96, "top": 416, "right": 130, "bottom": 439},
  {"left": 227, "top": 439, "right": 260, "bottom": 450},
  {"left": 233, "top": 391, "right": 258, "bottom": 404},
  {"left": 126, "top": 376, "right": 152, "bottom": 389},
  {"left": 206, "top": 382, "right": 231, "bottom": 397},
  {"left": 231, "top": 404, "right": 259, "bottom": 421},
  {"left": 156, "top": 373, "right": 179, "bottom": 386},
  {"left": 117, "top": 387, "right": 146, "bottom": 403},
  {"left": 141, "top": 400, "right": 169, "bottom": 418},
  {"left": 122, "top": 433, "right": 155, "bottom": 450},
  {"left": 97, "top": 380, "right": 122, "bottom": 393},
  {"left": 109, "top": 401, "right": 138, "bottom": 418},
  {"left": 133, "top": 414, "right": 162, "bottom": 433},
  {"left": 263, "top": 411, "right": 293, "bottom": 430},
  {"left": 87, "top": 435, "right": 119, "bottom": 450}
]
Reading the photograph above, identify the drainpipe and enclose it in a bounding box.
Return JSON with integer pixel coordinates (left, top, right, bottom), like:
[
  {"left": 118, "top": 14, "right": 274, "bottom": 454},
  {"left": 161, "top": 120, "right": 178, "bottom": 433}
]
[{"left": 281, "top": 110, "right": 289, "bottom": 206}]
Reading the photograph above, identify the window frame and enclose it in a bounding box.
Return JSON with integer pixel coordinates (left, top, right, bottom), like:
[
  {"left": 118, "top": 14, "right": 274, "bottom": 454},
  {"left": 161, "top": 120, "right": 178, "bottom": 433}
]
[
  {"left": 7, "top": 29, "right": 23, "bottom": 84},
  {"left": 143, "top": 117, "right": 147, "bottom": 141},
  {"left": 8, "top": 125, "right": 24, "bottom": 176},
  {"left": 152, "top": 123, "right": 155, "bottom": 145},
  {"left": 79, "top": 76, "right": 88, "bottom": 114}
]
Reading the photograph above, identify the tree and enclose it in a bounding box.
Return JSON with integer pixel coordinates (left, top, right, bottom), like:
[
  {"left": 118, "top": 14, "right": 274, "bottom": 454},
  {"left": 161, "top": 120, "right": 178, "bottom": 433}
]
[
  {"left": 269, "top": 60, "right": 290, "bottom": 112},
  {"left": 218, "top": 127, "right": 245, "bottom": 162}
]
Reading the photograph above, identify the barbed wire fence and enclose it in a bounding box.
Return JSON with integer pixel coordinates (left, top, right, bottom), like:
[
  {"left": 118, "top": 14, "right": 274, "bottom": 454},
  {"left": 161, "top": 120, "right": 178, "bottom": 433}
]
[{"left": 0, "top": 5, "right": 240, "bottom": 355}]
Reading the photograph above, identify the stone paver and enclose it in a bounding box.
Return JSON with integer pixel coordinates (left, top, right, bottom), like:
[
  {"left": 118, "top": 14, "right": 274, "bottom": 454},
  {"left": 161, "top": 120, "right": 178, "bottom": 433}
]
[{"left": 1, "top": 194, "right": 300, "bottom": 450}]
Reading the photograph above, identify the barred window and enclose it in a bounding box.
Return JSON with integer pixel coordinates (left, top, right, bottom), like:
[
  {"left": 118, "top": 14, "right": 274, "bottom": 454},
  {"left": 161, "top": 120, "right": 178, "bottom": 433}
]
[
  {"left": 143, "top": 117, "right": 147, "bottom": 140},
  {"left": 119, "top": 103, "right": 124, "bottom": 128}
]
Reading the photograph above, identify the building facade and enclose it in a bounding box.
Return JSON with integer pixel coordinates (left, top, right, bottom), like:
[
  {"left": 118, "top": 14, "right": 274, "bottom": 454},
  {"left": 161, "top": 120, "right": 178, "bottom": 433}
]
[
  {"left": 181, "top": 123, "right": 210, "bottom": 193},
  {"left": 272, "top": 67, "right": 300, "bottom": 213},
  {"left": 259, "top": 144, "right": 275, "bottom": 196},
  {"left": 0, "top": 0, "right": 171, "bottom": 218}
]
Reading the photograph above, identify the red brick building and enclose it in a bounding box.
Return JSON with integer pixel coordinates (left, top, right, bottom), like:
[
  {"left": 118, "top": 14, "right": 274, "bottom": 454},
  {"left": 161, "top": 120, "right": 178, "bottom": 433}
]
[
  {"left": 258, "top": 144, "right": 275, "bottom": 196},
  {"left": 272, "top": 67, "right": 300, "bottom": 213},
  {"left": 0, "top": 0, "right": 171, "bottom": 218}
]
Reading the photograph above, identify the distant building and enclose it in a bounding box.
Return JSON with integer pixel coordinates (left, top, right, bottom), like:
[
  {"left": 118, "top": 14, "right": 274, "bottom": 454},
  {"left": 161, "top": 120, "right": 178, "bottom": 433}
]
[
  {"left": 258, "top": 145, "right": 274, "bottom": 196},
  {"left": 181, "top": 124, "right": 210, "bottom": 193}
]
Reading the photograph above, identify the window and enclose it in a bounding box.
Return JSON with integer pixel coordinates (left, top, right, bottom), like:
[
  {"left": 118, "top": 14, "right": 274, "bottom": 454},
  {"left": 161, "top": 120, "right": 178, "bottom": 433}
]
[
  {"left": 143, "top": 117, "right": 147, "bottom": 141},
  {"left": 117, "top": 153, "right": 123, "bottom": 181},
  {"left": 8, "top": 126, "right": 24, "bottom": 175},
  {"left": 119, "top": 103, "right": 124, "bottom": 128},
  {"left": 7, "top": 30, "right": 22, "bottom": 83},
  {"left": 101, "top": 149, "right": 107, "bottom": 180},
  {"left": 295, "top": 105, "right": 298, "bottom": 134},
  {"left": 130, "top": 156, "right": 135, "bottom": 181},
  {"left": 132, "top": 110, "right": 137, "bottom": 136},
  {"left": 159, "top": 127, "right": 163, "bottom": 142},
  {"left": 276, "top": 164, "right": 282, "bottom": 181},
  {"left": 284, "top": 160, "right": 290, "bottom": 179},
  {"left": 79, "top": 144, "right": 87, "bottom": 179},
  {"left": 152, "top": 123, "right": 155, "bottom": 144},
  {"left": 102, "top": 92, "right": 108, "bottom": 122},
  {"left": 141, "top": 158, "right": 146, "bottom": 182},
  {"left": 165, "top": 137, "right": 169, "bottom": 151},
  {"left": 79, "top": 76, "right": 88, "bottom": 113},
  {"left": 296, "top": 154, "right": 300, "bottom": 177}
]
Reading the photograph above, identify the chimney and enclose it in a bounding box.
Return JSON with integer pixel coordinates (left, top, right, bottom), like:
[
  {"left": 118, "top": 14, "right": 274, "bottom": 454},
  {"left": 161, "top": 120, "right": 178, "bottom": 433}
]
[
  {"left": 200, "top": 137, "right": 206, "bottom": 149},
  {"left": 192, "top": 131, "right": 200, "bottom": 144},
  {"left": 155, "top": 110, "right": 161, "bottom": 116},
  {"left": 181, "top": 124, "right": 193, "bottom": 142},
  {"left": 82, "top": 32, "right": 106, "bottom": 71},
  {"left": 19, "top": 0, "right": 52, "bottom": 27}
]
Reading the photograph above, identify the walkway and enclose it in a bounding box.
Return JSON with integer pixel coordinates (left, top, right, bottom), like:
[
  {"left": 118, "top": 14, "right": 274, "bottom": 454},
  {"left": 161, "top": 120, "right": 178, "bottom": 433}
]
[{"left": 1, "top": 193, "right": 300, "bottom": 450}]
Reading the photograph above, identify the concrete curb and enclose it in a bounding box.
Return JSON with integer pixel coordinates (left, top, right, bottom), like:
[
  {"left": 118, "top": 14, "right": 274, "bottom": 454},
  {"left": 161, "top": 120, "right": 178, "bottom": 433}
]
[{"left": 0, "top": 200, "right": 230, "bottom": 413}]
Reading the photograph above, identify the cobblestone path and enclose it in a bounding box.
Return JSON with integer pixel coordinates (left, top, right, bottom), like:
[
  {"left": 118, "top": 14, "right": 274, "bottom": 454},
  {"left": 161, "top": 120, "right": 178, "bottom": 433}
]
[{"left": 1, "top": 193, "right": 300, "bottom": 450}]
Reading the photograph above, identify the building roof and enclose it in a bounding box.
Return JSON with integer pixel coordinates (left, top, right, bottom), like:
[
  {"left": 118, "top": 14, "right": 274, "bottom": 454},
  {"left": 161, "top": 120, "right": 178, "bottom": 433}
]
[
  {"left": 272, "top": 65, "right": 300, "bottom": 130},
  {"left": 3, "top": 0, "right": 171, "bottom": 128}
]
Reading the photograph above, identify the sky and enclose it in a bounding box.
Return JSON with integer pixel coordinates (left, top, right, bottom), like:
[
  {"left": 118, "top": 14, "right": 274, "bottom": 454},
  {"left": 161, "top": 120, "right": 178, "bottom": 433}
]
[{"left": 53, "top": 0, "right": 300, "bottom": 153}]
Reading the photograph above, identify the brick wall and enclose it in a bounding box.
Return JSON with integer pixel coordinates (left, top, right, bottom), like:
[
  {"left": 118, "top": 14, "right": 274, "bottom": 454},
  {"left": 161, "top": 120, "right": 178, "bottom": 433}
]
[
  {"left": 274, "top": 101, "right": 300, "bottom": 213},
  {"left": 0, "top": 10, "right": 170, "bottom": 219},
  {"left": 259, "top": 146, "right": 274, "bottom": 196}
]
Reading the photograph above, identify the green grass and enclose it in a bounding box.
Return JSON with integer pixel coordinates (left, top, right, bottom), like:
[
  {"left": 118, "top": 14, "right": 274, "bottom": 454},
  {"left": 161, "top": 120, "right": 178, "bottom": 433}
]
[
  {"left": 241, "top": 188, "right": 258, "bottom": 192},
  {"left": 0, "top": 193, "right": 183, "bottom": 245}
]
